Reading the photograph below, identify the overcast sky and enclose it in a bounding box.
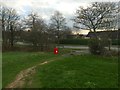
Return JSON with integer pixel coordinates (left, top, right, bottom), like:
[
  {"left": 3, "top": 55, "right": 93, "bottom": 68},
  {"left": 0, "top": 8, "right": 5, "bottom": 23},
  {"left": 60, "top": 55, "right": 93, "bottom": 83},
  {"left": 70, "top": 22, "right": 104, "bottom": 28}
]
[{"left": 0, "top": 0, "right": 119, "bottom": 34}]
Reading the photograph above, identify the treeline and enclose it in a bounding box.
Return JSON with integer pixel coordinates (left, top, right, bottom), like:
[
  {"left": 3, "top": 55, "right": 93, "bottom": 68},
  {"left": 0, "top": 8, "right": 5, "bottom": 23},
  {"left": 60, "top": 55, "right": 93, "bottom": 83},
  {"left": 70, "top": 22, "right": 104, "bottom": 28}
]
[
  {"left": 0, "top": 6, "right": 72, "bottom": 51},
  {"left": 1, "top": 1, "right": 119, "bottom": 53}
]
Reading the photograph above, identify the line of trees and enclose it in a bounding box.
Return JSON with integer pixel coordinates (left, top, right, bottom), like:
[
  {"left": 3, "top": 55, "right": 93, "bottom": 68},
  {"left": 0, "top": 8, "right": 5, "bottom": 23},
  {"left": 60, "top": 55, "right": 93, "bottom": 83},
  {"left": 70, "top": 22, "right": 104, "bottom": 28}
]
[
  {"left": 0, "top": 5, "right": 71, "bottom": 51},
  {"left": 0, "top": 2, "right": 119, "bottom": 52}
]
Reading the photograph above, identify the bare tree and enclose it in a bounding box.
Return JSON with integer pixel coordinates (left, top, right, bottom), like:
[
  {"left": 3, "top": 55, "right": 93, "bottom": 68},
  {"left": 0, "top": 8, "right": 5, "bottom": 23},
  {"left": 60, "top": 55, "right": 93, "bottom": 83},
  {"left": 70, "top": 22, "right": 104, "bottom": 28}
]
[
  {"left": 74, "top": 2, "right": 117, "bottom": 54},
  {"left": 50, "top": 11, "right": 66, "bottom": 45},
  {"left": 7, "top": 8, "right": 20, "bottom": 47},
  {"left": 22, "top": 13, "right": 39, "bottom": 46},
  {"left": 74, "top": 2, "right": 116, "bottom": 39},
  {"left": 0, "top": 5, "right": 20, "bottom": 47},
  {"left": 23, "top": 12, "right": 49, "bottom": 51},
  {"left": 0, "top": 5, "right": 8, "bottom": 46},
  {"left": 118, "top": 1, "right": 120, "bottom": 30},
  {"left": 101, "top": 2, "right": 118, "bottom": 50}
]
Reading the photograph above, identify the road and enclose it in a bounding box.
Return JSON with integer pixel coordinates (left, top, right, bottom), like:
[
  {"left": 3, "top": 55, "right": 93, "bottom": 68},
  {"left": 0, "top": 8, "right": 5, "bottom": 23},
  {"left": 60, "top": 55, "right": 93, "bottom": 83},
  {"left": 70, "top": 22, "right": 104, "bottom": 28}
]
[{"left": 58, "top": 45, "right": 119, "bottom": 51}]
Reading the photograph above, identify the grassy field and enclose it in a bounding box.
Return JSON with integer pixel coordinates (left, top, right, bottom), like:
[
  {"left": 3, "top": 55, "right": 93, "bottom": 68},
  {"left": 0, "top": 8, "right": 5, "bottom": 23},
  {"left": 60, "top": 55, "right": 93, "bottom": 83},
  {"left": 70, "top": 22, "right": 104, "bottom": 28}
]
[
  {"left": 2, "top": 50, "right": 118, "bottom": 88},
  {"left": 2, "top": 49, "right": 70, "bottom": 87},
  {"left": 2, "top": 52, "right": 54, "bottom": 87}
]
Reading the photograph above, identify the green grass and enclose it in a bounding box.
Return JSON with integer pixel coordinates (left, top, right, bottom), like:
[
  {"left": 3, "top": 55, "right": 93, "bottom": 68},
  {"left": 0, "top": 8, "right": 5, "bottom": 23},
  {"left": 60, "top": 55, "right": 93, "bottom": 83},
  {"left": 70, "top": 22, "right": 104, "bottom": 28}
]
[
  {"left": 2, "top": 48, "right": 71, "bottom": 88},
  {"left": 30, "top": 55, "right": 118, "bottom": 88},
  {"left": 3, "top": 52, "right": 58, "bottom": 87},
  {"left": 0, "top": 52, "right": 2, "bottom": 89},
  {"left": 2, "top": 50, "right": 118, "bottom": 88}
]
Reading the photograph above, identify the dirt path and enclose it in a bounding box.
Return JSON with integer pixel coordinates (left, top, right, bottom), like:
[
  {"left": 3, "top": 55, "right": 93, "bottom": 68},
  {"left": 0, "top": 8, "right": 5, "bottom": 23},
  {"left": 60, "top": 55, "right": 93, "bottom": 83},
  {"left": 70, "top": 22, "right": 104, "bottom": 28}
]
[
  {"left": 5, "top": 51, "right": 86, "bottom": 88},
  {"left": 5, "top": 59, "right": 56, "bottom": 88}
]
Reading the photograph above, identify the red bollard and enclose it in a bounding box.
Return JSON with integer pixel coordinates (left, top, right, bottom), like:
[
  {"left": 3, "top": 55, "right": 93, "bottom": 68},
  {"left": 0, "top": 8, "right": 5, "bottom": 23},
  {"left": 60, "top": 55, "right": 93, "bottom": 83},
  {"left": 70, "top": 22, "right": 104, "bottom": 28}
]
[{"left": 54, "top": 48, "right": 58, "bottom": 54}]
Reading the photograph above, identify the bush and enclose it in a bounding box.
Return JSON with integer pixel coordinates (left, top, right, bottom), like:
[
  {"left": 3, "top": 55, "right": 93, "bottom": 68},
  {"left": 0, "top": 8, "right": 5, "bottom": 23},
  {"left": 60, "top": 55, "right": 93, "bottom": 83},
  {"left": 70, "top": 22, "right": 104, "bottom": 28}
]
[
  {"left": 89, "top": 39, "right": 105, "bottom": 55},
  {"left": 103, "top": 50, "right": 120, "bottom": 56}
]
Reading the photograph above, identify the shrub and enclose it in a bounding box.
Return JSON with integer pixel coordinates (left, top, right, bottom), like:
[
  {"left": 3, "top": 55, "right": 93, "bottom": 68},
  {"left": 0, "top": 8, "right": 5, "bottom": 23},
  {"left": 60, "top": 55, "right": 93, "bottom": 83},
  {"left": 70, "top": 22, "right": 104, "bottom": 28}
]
[
  {"left": 103, "top": 49, "right": 120, "bottom": 56},
  {"left": 89, "top": 39, "right": 105, "bottom": 55}
]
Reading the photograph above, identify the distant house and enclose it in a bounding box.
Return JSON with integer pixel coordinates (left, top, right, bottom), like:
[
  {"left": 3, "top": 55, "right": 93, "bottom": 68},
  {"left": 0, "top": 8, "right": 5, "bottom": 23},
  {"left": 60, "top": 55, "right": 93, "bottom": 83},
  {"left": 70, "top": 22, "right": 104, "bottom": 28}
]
[{"left": 86, "top": 30, "right": 120, "bottom": 40}]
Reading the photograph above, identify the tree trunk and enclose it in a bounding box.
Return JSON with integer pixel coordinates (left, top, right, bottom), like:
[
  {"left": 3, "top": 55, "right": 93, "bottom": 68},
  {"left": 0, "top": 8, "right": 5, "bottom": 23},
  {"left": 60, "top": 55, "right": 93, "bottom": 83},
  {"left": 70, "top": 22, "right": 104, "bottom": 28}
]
[
  {"left": 93, "top": 28, "right": 98, "bottom": 40},
  {"left": 40, "top": 44, "right": 43, "bottom": 51},
  {"left": 2, "top": 31, "right": 5, "bottom": 45},
  {"left": 2, "top": 22, "right": 6, "bottom": 47},
  {"left": 10, "top": 25, "right": 14, "bottom": 47},
  {"left": 57, "top": 28, "right": 60, "bottom": 47},
  {"left": 108, "top": 39, "right": 111, "bottom": 51}
]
